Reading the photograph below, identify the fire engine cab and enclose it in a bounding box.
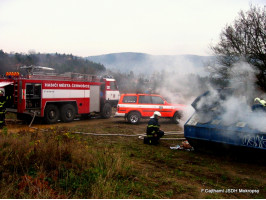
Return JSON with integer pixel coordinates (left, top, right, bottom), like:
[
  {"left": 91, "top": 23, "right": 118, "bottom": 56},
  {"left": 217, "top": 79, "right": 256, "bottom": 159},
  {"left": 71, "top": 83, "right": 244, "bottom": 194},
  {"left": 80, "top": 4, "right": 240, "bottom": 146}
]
[{"left": 0, "top": 66, "right": 120, "bottom": 124}]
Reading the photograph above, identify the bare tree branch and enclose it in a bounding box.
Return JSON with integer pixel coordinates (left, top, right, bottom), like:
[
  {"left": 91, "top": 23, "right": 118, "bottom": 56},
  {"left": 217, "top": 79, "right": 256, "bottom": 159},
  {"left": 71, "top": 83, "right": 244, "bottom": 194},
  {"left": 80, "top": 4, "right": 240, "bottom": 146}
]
[{"left": 211, "top": 5, "right": 266, "bottom": 91}]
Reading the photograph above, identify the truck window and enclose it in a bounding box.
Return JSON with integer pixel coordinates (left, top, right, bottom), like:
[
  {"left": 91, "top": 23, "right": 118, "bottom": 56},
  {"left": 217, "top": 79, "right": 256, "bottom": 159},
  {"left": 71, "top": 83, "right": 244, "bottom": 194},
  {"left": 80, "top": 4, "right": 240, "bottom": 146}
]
[
  {"left": 123, "top": 96, "right": 137, "bottom": 103},
  {"left": 151, "top": 96, "right": 164, "bottom": 104},
  {"left": 110, "top": 81, "right": 118, "bottom": 90},
  {"left": 139, "top": 95, "right": 152, "bottom": 104}
]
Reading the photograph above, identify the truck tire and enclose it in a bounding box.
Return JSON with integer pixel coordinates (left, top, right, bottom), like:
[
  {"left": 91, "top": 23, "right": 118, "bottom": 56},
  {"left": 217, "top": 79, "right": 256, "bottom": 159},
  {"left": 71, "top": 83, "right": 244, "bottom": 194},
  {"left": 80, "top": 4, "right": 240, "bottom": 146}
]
[
  {"left": 172, "top": 112, "right": 181, "bottom": 124},
  {"left": 127, "top": 111, "right": 141, "bottom": 124},
  {"left": 101, "top": 103, "right": 112, "bottom": 118},
  {"left": 44, "top": 104, "right": 59, "bottom": 124},
  {"left": 60, "top": 104, "right": 76, "bottom": 123}
]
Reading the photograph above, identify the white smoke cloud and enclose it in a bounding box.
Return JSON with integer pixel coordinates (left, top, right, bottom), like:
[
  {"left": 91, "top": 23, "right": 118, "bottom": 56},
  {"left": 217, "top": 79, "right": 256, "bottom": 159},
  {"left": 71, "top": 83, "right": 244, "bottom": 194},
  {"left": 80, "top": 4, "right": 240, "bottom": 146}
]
[
  {"left": 151, "top": 56, "right": 211, "bottom": 127},
  {"left": 148, "top": 59, "right": 266, "bottom": 132},
  {"left": 248, "top": 111, "right": 266, "bottom": 132},
  {"left": 179, "top": 104, "right": 195, "bottom": 127},
  {"left": 110, "top": 54, "right": 265, "bottom": 132},
  {"left": 194, "top": 61, "right": 266, "bottom": 132},
  {"left": 219, "top": 95, "right": 266, "bottom": 132},
  {"left": 220, "top": 96, "right": 250, "bottom": 126},
  {"left": 221, "top": 62, "right": 266, "bottom": 132}
]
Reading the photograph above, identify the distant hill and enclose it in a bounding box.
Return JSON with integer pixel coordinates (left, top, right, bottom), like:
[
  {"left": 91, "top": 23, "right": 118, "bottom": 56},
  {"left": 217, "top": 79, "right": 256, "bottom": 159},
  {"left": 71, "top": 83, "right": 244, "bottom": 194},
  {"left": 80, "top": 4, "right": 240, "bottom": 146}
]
[{"left": 86, "top": 52, "right": 214, "bottom": 76}]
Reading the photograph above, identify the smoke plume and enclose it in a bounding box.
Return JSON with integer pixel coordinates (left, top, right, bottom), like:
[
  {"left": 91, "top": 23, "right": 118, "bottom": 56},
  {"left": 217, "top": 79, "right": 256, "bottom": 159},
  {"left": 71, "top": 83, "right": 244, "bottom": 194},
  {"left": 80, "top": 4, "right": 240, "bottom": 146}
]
[
  {"left": 219, "top": 62, "right": 266, "bottom": 132},
  {"left": 194, "top": 61, "right": 266, "bottom": 132}
]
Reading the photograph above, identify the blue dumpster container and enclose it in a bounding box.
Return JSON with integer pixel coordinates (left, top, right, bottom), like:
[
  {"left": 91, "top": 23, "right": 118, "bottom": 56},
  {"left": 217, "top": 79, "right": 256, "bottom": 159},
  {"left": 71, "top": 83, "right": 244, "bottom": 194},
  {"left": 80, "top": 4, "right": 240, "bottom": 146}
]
[{"left": 184, "top": 90, "right": 266, "bottom": 153}]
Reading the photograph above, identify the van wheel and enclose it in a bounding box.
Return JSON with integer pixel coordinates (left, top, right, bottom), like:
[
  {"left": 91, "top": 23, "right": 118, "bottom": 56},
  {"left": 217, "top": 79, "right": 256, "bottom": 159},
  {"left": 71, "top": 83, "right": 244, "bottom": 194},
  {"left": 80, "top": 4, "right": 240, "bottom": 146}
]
[
  {"left": 101, "top": 103, "right": 112, "bottom": 118},
  {"left": 172, "top": 112, "right": 181, "bottom": 124},
  {"left": 44, "top": 104, "right": 59, "bottom": 124},
  {"left": 60, "top": 104, "right": 76, "bottom": 122},
  {"left": 127, "top": 112, "right": 141, "bottom": 124}
]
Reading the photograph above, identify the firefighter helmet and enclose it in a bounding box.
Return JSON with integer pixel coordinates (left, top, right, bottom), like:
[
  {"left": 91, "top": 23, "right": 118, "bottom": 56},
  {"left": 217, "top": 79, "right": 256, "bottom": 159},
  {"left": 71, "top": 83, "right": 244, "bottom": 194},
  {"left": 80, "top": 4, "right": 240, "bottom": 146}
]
[{"left": 151, "top": 111, "right": 161, "bottom": 118}]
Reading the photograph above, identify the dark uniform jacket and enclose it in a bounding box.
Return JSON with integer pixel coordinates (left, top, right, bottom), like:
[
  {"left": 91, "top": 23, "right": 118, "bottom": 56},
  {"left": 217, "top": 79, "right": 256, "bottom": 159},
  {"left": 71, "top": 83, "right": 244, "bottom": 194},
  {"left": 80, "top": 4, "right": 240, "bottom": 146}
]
[
  {"left": 0, "top": 96, "right": 6, "bottom": 127},
  {"left": 146, "top": 118, "right": 164, "bottom": 138}
]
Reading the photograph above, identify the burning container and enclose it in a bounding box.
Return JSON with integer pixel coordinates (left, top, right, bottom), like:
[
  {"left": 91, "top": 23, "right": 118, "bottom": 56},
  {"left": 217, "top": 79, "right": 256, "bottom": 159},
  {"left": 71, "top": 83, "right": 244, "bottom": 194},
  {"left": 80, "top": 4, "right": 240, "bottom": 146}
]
[{"left": 184, "top": 89, "right": 266, "bottom": 153}]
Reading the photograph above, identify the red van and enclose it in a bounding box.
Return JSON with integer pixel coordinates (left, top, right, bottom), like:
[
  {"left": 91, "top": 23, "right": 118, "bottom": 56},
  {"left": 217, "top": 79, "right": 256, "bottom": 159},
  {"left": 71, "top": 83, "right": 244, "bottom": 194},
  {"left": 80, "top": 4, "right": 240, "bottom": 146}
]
[{"left": 115, "top": 93, "right": 186, "bottom": 124}]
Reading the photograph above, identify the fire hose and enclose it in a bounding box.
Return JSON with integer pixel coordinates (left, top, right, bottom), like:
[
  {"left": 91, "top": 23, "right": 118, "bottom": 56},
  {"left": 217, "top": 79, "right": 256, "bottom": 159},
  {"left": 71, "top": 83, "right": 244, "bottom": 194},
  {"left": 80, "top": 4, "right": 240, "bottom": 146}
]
[
  {"left": 28, "top": 115, "right": 185, "bottom": 140},
  {"left": 29, "top": 111, "right": 36, "bottom": 128},
  {"left": 70, "top": 131, "right": 186, "bottom": 140},
  {"left": 30, "top": 126, "right": 185, "bottom": 140}
]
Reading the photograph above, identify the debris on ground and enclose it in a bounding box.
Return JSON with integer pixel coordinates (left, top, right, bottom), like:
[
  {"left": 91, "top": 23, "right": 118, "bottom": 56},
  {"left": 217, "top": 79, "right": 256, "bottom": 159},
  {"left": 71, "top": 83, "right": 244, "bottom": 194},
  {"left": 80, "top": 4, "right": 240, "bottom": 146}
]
[
  {"left": 170, "top": 140, "right": 194, "bottom": 151},
  {"left": 170, "top": 145, "right": 182, "bottom": 150}
]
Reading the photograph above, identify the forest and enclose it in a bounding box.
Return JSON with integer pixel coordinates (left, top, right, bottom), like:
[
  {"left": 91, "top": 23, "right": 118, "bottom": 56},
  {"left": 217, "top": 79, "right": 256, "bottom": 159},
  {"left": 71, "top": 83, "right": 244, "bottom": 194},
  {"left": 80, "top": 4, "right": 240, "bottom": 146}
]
[{"left": 0, "top": 50, "right": 106, "bottom": 75}]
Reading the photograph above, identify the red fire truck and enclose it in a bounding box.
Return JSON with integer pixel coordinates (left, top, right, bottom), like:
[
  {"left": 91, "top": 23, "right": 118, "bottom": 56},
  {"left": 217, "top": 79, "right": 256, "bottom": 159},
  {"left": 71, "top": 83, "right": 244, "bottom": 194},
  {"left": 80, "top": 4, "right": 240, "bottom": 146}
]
[{"left": 0, "top": 67, "right": 120, "bottom": 124}]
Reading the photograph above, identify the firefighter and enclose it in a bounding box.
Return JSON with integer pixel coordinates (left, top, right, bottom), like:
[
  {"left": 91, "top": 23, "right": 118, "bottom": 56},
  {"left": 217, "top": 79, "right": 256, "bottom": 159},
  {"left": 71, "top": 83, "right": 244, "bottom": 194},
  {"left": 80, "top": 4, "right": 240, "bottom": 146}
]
[
  {"left": 0, "top": 90, "right": 6, "bottom": 128},
  {"left": 252, "top": 97, "right": 266, "bottom": 112},
  {"left": 144, "top": 111, "right": 164, "bottom": 145},
  {"left": 254, "top": 97, "right": 266, "bottom": 106}
]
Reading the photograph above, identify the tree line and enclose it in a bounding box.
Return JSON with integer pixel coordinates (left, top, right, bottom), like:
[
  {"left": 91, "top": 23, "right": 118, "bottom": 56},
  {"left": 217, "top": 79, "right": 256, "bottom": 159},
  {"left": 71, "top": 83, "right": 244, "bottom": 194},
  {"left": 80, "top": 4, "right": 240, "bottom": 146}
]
[{"left": 0, "top": 51, "right": 106, "bottom": 75}]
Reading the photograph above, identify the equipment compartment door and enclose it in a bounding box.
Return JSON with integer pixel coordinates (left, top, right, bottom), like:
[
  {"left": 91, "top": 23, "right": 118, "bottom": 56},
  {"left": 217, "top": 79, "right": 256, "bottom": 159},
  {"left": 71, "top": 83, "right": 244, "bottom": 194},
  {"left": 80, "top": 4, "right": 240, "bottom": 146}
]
[
  {"left": 26, "top": 83, "right": 41, "bottom": 109},
  {"left": 90, "top": 85, "right": 100, "bottom": 112}
]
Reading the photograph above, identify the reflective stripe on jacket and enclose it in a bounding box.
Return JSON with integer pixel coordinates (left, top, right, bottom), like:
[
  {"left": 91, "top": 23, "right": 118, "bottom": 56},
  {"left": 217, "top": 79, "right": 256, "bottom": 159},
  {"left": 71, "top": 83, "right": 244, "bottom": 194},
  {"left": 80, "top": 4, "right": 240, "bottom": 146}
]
[
  {"left": 146, "top": 118, "right": 160, "bottom": 136},
  {"left": 255, "top": 98, "right": 266, "bottom": 106}
]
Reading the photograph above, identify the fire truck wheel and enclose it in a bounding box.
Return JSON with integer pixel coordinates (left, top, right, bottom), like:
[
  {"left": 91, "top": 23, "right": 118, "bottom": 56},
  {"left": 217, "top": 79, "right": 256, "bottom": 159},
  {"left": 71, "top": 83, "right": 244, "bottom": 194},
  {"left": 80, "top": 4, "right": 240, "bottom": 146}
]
[
  {"left": 101, "top": 103, "right": 112, "bottom": 118},
  {"left": 44, "top": 104, "right": 59, "bottom": 124},
  {"left": 127, "top": 111, "right": 141, "bottom": 124},
  {"left": 172, "top": 112, "right": 181, "bottom": 124},
  {"left": 60, "top": 104, "right": 76, "bottom": 122}
]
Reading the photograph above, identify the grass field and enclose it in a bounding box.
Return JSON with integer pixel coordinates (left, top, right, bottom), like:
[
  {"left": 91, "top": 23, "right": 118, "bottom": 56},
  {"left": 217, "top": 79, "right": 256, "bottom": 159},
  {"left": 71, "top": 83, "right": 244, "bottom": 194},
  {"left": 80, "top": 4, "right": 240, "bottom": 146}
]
[{"left": 0, "top": 116, "right": 265, "bottom": 198}]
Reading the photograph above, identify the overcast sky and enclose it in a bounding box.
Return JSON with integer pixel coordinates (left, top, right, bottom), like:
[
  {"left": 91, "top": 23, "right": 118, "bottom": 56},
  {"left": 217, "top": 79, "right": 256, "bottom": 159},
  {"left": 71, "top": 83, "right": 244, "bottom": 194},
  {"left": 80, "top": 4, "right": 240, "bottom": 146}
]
[{"left": 0, "top": 0, "right": 265, "bottom": 57}]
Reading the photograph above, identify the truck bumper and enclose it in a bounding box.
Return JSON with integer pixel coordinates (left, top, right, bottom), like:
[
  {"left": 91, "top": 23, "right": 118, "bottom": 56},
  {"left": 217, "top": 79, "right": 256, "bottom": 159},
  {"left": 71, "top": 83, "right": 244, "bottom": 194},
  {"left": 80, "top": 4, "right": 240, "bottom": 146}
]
[{"left": 114, "top": 112, "right": 126, "bottom": 117}]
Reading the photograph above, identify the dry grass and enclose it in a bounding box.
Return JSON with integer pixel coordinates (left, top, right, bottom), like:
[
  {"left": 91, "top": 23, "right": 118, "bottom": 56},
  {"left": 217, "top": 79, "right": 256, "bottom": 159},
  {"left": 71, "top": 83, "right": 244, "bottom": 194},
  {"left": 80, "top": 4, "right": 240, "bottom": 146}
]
[
  {"left": 0, "top": 123, "right": 265, "bottom": 199},
  {"left": 0, "top": 127, "right": 133, "bottom": 198}
]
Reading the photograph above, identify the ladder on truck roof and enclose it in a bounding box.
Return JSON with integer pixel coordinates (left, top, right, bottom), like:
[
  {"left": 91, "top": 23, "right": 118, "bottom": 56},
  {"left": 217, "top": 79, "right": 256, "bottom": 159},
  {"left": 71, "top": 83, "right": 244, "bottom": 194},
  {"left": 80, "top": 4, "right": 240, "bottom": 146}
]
[
  {"left": 28, "top": 72, "right": 100, "bottom": 82},
  {"left": 20, "top": 65, "right": 101, "bottom": 82}
]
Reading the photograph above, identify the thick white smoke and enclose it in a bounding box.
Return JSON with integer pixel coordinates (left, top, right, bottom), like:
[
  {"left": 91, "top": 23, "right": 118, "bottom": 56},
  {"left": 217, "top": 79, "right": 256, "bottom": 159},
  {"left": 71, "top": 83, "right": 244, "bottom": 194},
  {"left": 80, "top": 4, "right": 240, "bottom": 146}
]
[
  {"left": 220, "top": 95, "right": 266, "bottom": 132},
  {"left": 196, "top": 61, "right": 266, "bottom": 132},
  {"left": 151, "top": 56, "right": 211, "bottom": 127},
  {"left": 156, "top": 59, "right": 266, "bottom": 132},
  {"left": 110, "top": 54, "right": 265, "bottom": 132},
  {"left": 219, "top": 62, "right": 266, "bottom": 132}
]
